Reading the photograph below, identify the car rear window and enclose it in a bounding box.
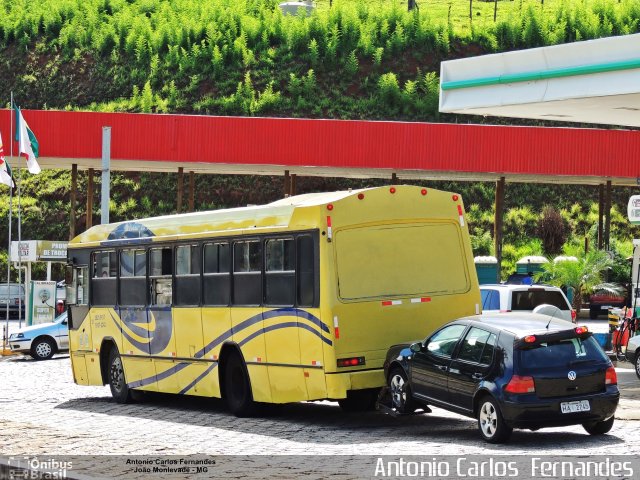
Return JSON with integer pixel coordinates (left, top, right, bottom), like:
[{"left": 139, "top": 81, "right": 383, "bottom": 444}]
[
  {"left": 518, "top": 336, "right": 608, "bottom": 371},
  {"left": 511, "top": 289, "right": 569, "bottom": 311}
]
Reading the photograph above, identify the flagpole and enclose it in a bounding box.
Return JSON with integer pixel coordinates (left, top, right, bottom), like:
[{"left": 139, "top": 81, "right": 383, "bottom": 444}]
[
  {"left": 3, "top": 179, "right": 13, "bottom": 350},
  {"left": 4, "top": 96, "right": 15, "bottom": 348},
  {"left": 14, "top": 96, "right": 24, "bottom": 328}
]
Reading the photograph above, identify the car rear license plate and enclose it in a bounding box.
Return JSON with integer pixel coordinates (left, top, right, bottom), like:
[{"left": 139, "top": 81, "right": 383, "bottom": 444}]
[{"left": 561, "top": 400, "right": 590, "bottom": 414}]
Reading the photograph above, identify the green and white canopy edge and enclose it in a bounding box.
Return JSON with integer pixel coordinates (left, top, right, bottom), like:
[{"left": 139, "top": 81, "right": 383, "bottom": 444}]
[{"left": 439, "top": 33, "right": 640, "bottom": 128}]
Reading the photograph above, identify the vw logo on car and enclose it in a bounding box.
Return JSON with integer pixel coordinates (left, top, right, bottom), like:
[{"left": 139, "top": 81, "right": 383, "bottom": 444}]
[{"left": 568, "top": 371, "right": 577, "bottom": 381}]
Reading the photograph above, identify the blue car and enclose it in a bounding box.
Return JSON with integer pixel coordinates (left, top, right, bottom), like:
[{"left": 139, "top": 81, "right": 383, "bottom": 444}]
[
  {"left": 384, "top": 313, "right": 619, "bottom": 443},
  {"left": 8, "top": 312, "right": 69, "bottom": 360}
]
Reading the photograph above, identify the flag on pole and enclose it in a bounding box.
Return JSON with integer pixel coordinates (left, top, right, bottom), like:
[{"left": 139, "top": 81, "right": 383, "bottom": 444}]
[
  {"left": 0, "top": 131, "right": 16, "bottom": 189},
  {"left": 15, "top": 106, "right": 41, "bottom": 174}
]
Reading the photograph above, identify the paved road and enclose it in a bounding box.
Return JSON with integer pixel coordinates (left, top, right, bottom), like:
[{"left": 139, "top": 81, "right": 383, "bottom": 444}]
[{"left": 0, "top": 354, "right": 639, "bottom": 459}]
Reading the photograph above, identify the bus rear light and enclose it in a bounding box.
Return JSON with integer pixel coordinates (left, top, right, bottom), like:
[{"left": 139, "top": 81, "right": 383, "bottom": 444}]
[
  {"left": 505, "top": 375, "right": 535, "bottom": 394},
  {"left": 571, "top": 309, "right": 577, "bottom": 322},
  {"left": 337, "top": 357, "right": 365, "bottom": 368},
  {"left": 575, "top": 326, "right": 589, "bottom": 335},
  {"left": 452, "top": 194, "right": 459, "bottom": 201},
  {"left": 605, "top": 366, "right": 617, "bottom": 385},
  {"left": 524, "top": 335, "right": 536, "bottom": 343},
  {"left": 327, "top": 204, "right": 334, "bottom": 211},
  {"left": 390, "top": 187, "right": 396, "bottom": 194},
  {"left": 421, "top": 189, "right": 427, "bottom": 196},
  {"left": 357, "top": 193, "right": 365, "bottom": 200}
]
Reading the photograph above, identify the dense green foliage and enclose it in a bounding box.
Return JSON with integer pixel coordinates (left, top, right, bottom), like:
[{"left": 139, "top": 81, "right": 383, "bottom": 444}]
[
  {"left": 1, "top": 0, "right": 639, "bottom": 282},
  {"left": 2, "top": 0, "right": 640, "bottom": 119}
]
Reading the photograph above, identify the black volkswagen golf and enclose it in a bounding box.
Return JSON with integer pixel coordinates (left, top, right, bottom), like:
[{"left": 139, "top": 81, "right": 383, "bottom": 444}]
[{"left": 384, "top": 313, "right": 619, "bottom": 443}]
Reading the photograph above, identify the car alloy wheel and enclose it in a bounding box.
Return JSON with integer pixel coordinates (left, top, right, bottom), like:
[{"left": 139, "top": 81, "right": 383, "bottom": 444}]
[
  {"left": 479, "top": 401, "right": 498, "bottom": 438},
  {"left": 387, "top": 367, "right": 415, "bottom": 414},
  {"left": 390, "top": 373, "right": 407, "bottom": 409},
  {"left": 635, "top": 353, "right": 640, "bottom": 380},
  {"left": 477, "top": 396, "right": 512, "bottom": 443}
]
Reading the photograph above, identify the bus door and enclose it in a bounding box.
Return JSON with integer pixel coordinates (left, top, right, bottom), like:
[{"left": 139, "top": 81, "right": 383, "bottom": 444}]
[
  {"left": 232, "top": 240, "right": 271, "bottom": 403},
  {"left": 263, "top": 238, "right": 306, "bottom": 402},
  {"left": 295, "top": 235, "right": 326, "bottom": 400}
]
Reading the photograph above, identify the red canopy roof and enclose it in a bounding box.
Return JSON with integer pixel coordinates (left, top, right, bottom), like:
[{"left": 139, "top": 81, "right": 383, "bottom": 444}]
[{"left": 0, "top": 109, "right": 637, "bottom": 184}]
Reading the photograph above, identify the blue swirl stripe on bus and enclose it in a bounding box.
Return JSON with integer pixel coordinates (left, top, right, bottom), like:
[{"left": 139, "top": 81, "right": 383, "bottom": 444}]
[
  {"left": 127, "top": 361, "right": 190, "bottom": 389},
  {"left": 178, "top": 363, "right": 218, "bottom": 395},
  {"left": 108, "top": 308, "right": 332, "bottom": 390},
  {"left": 112, "top": 308, "right": 173, "bottom": 355}
]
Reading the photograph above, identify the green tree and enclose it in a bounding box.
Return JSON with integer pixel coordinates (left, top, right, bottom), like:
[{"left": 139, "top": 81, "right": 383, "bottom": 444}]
[{"left": 536, "top": 250, "right": 620, "bottom": 313}]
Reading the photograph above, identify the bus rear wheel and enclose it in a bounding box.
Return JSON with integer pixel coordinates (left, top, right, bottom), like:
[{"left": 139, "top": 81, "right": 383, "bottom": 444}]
[
  {"left": 338, "top": 388, "right": 380, "bottom": 412},
  {"left": 108, "top": 348, "right": 133, "bottom": 404},
  {"left": 223, "top": 351, "right": 258, "bottom": 417}
]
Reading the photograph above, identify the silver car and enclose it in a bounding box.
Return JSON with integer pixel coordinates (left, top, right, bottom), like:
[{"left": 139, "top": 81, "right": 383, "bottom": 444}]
[{"left": 8, "top": 312, "right": 69, "bottom": 360}]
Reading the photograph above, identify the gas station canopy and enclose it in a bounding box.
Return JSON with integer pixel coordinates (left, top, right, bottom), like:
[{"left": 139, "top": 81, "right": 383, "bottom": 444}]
[{"left": 439, "top": 33, "right": 640, "bottom": 128}]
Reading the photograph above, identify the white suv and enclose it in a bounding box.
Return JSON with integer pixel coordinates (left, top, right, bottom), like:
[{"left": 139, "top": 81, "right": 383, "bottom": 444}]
[{"left": 480, "top": 284, "right": 576, "bottom": 323}]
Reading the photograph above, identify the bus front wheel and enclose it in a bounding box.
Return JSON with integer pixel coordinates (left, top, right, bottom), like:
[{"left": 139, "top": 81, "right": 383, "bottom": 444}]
[
  {"left": 223, "top": 351, "right": 258, "bottom": 417},
  {"left": 108, "top": 348, "right": 134, "bottom": 404}
]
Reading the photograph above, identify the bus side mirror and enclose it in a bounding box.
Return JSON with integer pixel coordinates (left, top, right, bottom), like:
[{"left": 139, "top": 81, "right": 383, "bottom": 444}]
[{"left": 410, "top": 342, "right": 422, "bottom": 353}]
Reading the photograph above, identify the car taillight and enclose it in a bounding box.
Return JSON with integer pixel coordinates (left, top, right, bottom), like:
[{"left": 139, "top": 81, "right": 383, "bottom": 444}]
[
  {"left": 14, "top": 298, "right": 20, "bottom": 305},
  {"left": 337, "top": 357, "right": 365, "bottom": 368},
  {"left": 571, "top": 309, "right": 577, "bottom": 323},
  {"left": 605, "top": 366, "right": 617, "bottom": 385},
  {"left": 504, "top": 375, "right": 536, "bottom": 394}
]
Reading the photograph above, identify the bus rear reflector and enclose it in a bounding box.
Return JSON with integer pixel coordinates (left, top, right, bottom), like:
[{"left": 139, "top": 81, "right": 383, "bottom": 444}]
[
  {"left": 605, "top": 366, "right": 617, "bottom": 385},
  {"left": 504, "top": 375, "right": 535, "bottom": 394},
  {"left": 337, "top": 357, "right": 365, "bottom": 368},
  {"left": 390, "top": 187, "right": 396, "bottom": 194},
  {"left": 421, "top": 189, "right": 427, "bottom": 196}
]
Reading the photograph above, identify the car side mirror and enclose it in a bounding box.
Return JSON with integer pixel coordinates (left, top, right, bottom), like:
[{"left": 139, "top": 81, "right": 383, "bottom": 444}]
[{"left": 410, "top": 342, "right": 422, "bottom": 353}]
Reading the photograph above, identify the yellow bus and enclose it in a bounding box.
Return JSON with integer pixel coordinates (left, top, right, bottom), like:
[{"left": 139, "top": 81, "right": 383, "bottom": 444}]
[{"left": 66, "top": 185, "right": 481, "bottom": 415}]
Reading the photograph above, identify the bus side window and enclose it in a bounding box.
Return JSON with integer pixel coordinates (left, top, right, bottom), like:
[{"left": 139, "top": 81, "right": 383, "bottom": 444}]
[
  {"left": 91, "top": 251, "right": 116, "bottom": 306},
  {"left": 265, "top": 238, "right": 295, "bottom": 306},
  {"left": 120, "top": 249, "right": 147, "bottom": 306},
  {"left": 203, "top": 243, "right": 230, "bottom": 306},
  {"left": 233, "top": 240, "right": 262, "bottom": 305},
  {"left": 297, "top": 236, "right": 316, "bottom": 307},
  {"left": 150, "top": 247, "right": 173, "bottom": 306},
  {"left": 175, "top": 245, "right": 201, "bottom": 306},
  {"left": 66, "top": 265, "right": 88, "bottom": 306}
]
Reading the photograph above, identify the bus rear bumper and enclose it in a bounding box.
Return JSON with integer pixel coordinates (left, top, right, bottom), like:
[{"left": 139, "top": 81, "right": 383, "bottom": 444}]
[{"left": 325, "top": 369, "right": 385, "bottom": 399}]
